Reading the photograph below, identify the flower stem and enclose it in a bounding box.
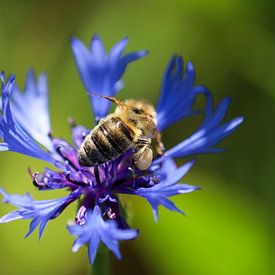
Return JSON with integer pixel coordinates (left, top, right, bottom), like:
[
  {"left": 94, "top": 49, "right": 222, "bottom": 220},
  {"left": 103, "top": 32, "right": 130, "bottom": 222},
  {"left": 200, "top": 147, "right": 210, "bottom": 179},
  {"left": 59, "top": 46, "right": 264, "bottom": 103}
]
[{"left": 90, "top": 244, "right": 111, "bottom": 275}]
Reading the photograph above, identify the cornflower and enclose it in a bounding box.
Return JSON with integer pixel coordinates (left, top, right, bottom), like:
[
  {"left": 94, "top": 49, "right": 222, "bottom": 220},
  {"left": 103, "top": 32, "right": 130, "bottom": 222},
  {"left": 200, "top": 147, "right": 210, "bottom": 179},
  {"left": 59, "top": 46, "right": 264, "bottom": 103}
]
[{"left": 0, "top": 35, "right": 243, "bottom": 263}]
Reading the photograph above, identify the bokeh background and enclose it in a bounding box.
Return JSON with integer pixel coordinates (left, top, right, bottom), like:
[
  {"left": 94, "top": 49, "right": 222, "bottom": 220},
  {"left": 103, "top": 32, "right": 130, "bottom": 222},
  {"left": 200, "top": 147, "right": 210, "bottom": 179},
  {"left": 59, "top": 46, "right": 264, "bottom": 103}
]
[{"left": 0, "top": 0, "right": 274, "bottom": 274}]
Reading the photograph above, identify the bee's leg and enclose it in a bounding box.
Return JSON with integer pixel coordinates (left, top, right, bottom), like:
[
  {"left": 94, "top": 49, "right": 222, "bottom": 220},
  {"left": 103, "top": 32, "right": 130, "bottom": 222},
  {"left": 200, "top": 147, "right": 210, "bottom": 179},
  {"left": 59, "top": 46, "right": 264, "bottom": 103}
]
[
  {"left": 154, "top": 130, "right": 165, "bottom": 156},
  {"left": 127, "top": 166, "right": 137, "bottom": 188},
  {"left": 128, "top": 166, "right": 136, "bottom": 176},
  {"left": 136, "top": 114, "right": 165, "bottom": 156},
  {"left": 133, "top": 137, "right": 153, "bottom": 171},
  {"left": 94, "top": 165, "right": 101, "bottom": 185}
]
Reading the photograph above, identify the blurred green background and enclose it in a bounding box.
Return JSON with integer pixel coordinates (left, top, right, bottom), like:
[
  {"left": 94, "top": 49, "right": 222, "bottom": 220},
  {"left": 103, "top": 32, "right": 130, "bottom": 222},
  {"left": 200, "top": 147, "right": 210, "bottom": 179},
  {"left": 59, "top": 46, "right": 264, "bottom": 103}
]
[{"left": 0, "top": 0, "right": 274, "bottom": 274}]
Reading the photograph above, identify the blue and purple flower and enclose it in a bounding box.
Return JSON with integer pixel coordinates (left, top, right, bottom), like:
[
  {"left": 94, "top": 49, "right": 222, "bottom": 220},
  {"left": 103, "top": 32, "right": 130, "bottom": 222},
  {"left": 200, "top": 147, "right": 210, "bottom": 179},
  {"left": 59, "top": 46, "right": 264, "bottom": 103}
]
[{"left": 0, "top": 35, "right": 243, "bottom": 263}]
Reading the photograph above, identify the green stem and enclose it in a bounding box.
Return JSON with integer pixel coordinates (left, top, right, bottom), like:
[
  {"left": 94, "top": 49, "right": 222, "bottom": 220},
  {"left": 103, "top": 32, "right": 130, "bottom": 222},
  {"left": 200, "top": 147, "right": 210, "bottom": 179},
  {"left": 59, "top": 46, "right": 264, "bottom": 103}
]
[{"left": 90, "top": 244, "right": 111, "bottom": 275}]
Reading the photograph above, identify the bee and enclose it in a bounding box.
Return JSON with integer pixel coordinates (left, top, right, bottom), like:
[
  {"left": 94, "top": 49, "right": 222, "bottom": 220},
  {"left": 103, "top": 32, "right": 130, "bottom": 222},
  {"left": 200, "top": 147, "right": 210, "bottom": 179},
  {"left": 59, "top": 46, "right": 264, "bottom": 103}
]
[{"left": 78, "top": 95, "right": 164, "bottom": 171}]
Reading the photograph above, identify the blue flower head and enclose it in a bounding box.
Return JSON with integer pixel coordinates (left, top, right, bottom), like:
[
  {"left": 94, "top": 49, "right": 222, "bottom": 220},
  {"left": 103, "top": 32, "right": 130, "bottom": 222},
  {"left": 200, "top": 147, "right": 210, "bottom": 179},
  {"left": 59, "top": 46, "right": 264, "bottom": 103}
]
[
  {"left": 71, "top": 35, "right": 148, "bottom": 121},
  {"left": 0, "top": 35, "right": 243, "bottom": 264}
]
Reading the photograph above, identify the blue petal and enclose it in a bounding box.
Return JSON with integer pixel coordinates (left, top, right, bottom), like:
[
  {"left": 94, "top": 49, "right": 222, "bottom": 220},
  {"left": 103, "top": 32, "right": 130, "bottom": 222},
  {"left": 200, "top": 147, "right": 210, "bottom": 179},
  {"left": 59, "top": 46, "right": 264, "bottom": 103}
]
[
  {"left": 52, "top": 138, "right": 80, "bottom": 170},
  {"left": 68, "top": 206, "right": 138, "bottom": 263},
  {"left": 8, "top": 70, "right": 53, "bottom": 151},
  {"left": 71, "top": 35, "right": 148, "bottom": 121},
  {"left": 0, "top": 188, "right": 33, "bottom": 208},
  {"left": 32, "top": 168, "right": 69, "bottom": 190},
  {"left": 132, "top": 159, "right": 198, "bottom": 221},
  {"left": 0, "top": 188, "right": 80, "bottom": 238},
  {"left": 26, "top": 217, "right": 40, "bottom": 238},
  {"left": 0, "top": 74, "right": 57, "bottom": 165},
  {"left": 109, "top": 37, "right": 128, "bottom": 62},
  {"left": 69, "top": 123, "right": 90, "bottom": 149},
  {"left": 88, "top": 234, "right": 101, "bottom": 263},
  {"left": 0, "top": 71, "right": 4, "bottom": 82},
  {"left": 164, "top": 97, "right": 244, "bottom": 159},
  {"left": 157, "top": 56, "right": 213, "bottom": 131},
  {"left": 0, "top": 143, "right": 8, "bottom": 150},
  {"left": 90, "top": 34, "right": 106, "bottom": 63}
]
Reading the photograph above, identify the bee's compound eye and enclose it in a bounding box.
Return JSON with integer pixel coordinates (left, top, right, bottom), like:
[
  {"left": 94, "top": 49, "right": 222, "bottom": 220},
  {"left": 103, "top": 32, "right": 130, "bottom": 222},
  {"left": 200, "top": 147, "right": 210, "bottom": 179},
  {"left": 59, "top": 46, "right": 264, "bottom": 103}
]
[{"left": 132, "top": 108, "right": 144, "bottom": 115}]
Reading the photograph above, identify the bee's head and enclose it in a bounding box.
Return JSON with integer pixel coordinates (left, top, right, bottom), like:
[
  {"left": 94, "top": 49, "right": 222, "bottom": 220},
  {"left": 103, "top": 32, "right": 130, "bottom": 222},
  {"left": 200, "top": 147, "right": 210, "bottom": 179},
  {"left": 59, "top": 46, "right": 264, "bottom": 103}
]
[
  {"left": 123, "top": 99, "right": 156, "bottom": 121},
  {"left": 98, "top": 95, "right": 157, "bottom": 124}
]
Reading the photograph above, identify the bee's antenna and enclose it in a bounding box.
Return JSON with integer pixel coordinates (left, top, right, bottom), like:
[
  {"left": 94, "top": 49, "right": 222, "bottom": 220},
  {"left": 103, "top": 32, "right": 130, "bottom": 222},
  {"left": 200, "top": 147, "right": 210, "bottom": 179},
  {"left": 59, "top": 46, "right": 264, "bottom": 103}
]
[
  {"left": 88, "top": 92, "right": 125, "bottom": 106},
  {"left": 100, "top": 95, "right": 123, "bottom": 105}
]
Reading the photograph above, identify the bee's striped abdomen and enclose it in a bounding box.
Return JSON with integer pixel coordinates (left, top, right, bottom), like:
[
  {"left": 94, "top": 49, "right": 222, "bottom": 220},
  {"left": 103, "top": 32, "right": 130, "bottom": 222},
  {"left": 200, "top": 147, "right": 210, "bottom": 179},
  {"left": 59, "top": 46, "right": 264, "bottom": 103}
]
[{"left": 78, "top": 117, "right": 135, "bottom": 166}]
